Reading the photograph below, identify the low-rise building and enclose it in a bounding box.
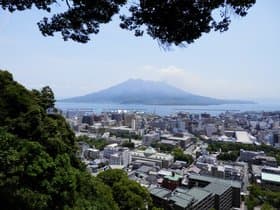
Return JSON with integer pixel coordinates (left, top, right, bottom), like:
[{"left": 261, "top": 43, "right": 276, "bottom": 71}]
[
  {"left": 130, "top": 147, "right": 174, "bottom": 168},
  {"left": 142, "top": 132, "right": 160, "bottom": 146},
  {"left": 160, "top": 134, "right": 192, "bottom": 149},
  {"left": 162, "top": 172, "right": 183, "bottom": 190},
  {"left": 108, "top": 126, "right": 136, "bottom": 136},
  {"left": 261, "top": 167, "right": 280, "bottom": 191},
  {"left": 239, "top": 149, "right": 265, "bottom": 162},
  {"left": 84, "top": 148, "right": 100, "bottom": 160},
  {"left": 235, "top": 131, "right": 254, "bottom": 144},
  {"left": 252, "top": 155, "right": 278, "bottom": 167}
]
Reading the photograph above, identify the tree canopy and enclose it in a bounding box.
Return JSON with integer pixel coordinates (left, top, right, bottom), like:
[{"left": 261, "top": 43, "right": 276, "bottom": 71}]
[
  {"left": 0, "top": 70, "right": 151, "bottom": 209},
  {"left": 172, "top": 147, "right": 193, "bottom": 165},
  {"left": 0, "top": 70, "right": 119, "bottom": 209},
  {"left": 245, "top": 184, "right": 280, "bottom": 210},
  {"left": 97, "top": 169, "right": 152, "bottom": 210},
  {"left": 0, "top": 0, "right": 256, "bottom": 45},
  {"left": 77, "top": 135, "right": 109, "bottom": 150}
]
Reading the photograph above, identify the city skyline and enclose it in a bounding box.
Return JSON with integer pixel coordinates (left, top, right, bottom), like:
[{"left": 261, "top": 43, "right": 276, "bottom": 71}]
[{"left": 0, "top": 0, "right": 279, "bottom": 101}]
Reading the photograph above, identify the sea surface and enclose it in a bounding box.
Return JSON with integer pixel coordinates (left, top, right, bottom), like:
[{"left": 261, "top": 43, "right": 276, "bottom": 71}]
[{"left": 56, "top": 102, "right": 280, "bottom": 116}]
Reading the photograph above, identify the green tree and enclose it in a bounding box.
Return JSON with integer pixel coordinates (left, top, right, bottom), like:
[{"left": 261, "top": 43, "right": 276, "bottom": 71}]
[
  {"left": 0, "top": 70, "right": 119, "bottom": 210},
  {"left": 98, "top": 169, "right": 152, "bottom": 210},
  {"left": 246, "top": 184, "right": 280, "bottom": 210},
  {"left": 121, "top": 140, "right": 135, "bottom": 149},
  {"left": 151, "top": 208, "right": 164, "bottom": 210},
  {"left": 40, "top": 86, "right": 55, "bottom": 110},
  {"left": 112, "top": 178, "right": 152, "bottom": 210},
  {"left": 217, "top": 151, "right": 239, "bottom": 161},
  {"left": 0, "top": 129, "right": 119, "bottom": 210},
  {"left": 77, "top": 135, "right": 109, "bottom": 150},
  {"left": 151, "top": 142, "right": 174, "bottom": 153},
  {"left": 207, "top": 141, "right": 280, "bottom": 164},
  {"left": 0, "top": 0, "right": 255, "bottom": 45},
  {"left": 172, "top": 148, "right": 194, "bottom": 165},
  {"left": 97, "top": 169, "right": 127, "bottom": 186},
  {"left": 32, "top": 86, "right": 56, "bottom": 110},
  {"left": 261, "top": 203, "right": 275, "bottom": 210}
]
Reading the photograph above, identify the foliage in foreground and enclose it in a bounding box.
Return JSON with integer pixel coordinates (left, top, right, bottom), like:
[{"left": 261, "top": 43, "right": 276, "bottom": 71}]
[
  {"left": 0, "top": 70, "right": 151, "bottom": 210},
  {"left": 0, "top": 0, "right": 255, "bottom": 45}
]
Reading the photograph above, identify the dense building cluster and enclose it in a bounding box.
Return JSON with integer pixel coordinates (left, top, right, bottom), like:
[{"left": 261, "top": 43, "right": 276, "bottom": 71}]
[{"left": 64, "top": 109, "right": 280, "bottom": 209}]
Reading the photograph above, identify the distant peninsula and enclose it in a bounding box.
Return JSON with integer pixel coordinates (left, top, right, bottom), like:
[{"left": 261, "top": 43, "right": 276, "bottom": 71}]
[{"left": 61, "top": 79, "right": 255, "bottom": 105}]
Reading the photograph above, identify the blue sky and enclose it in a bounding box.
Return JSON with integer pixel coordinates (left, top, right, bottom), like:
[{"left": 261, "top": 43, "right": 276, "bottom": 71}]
[{"left": 0, "top": 1, "right": 280, "bottom": 101}]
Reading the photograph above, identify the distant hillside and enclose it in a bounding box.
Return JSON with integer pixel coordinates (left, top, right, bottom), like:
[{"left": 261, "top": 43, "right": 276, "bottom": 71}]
[{"left": 61, "top": 79, "right": 255, "bottom": 105}]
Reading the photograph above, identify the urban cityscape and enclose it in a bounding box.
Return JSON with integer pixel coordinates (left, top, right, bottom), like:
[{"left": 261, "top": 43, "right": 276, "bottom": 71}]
[
  {"left": 60, "top": 108, "right": 280, "bottom": 210},
  {"left": 1, "top": 0, "right": 280, "bottom": 209}
]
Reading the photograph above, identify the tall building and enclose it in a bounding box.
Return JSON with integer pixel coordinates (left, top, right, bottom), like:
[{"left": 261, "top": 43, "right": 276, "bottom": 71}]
[
  {"left": 273, "top": 132, "right": 280, "bottom": 145},
  {"left": 150, "top": 175, "right": 241, "bottom": 210},
  {"left": 188, "top": 174, "right": 241, "bottom": 209},
  {"left": 150, "top": 186, "right": 215, "bottom": 210},
  {"left": 103, "top": 144, "right": 131, "bottom": 166},
  {"left": 109, "top": 148, "right": 131, "bottom": 166},
  {"left": 131, "top": 119, "right": 136, "bottom": 130},
  {"left": 124, "top": 113, "right": 135, "bottom": 127}
]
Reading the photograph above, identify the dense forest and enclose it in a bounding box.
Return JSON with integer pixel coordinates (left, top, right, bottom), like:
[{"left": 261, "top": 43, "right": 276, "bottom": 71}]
[{"left": 0, "top": 70, "right": 152, "bottom": 210}]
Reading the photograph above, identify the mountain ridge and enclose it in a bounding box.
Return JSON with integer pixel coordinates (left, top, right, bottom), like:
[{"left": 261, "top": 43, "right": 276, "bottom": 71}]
[{"left": 61, "top": 79, "right": 255, "bottom": 105}]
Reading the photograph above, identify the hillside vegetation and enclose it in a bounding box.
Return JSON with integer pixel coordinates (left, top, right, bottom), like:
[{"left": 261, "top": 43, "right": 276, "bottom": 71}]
[{"left": 0, "top": 70, "right": 151, "bottom": 210}]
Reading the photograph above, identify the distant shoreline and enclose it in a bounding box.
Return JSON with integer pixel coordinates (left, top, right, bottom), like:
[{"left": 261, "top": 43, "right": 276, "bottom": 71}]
[
  {"left": 58, "top": 100, "right": 256, "bottom": 106},
  {"left": 56, "top": 102, "right": 280, "bottom": 116}
]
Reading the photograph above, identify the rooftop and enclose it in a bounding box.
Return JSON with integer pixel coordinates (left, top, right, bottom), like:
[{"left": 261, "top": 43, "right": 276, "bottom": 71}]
[
  {"left": 150, "top": 187, "right": 171, "bottom": 199},
  {"left": 158, "top": 169, "right": 172, "bottom": 177},
  {"left": 169, "top": 193, "right": 193, "bottom": 208},
  {"left": 204, "top": 182, "right": 231, "bottom": 196},
  {"left": 169, "top": 187, "right": 212, "bottom": 208},
  {"left": 164, "top": 173, "right": 183, "bottom": 181},
  {"left": 144, "top": 147, "right": 157, "bottom": 156},
  {"left": 136, "top": 165, "right": 155, "bottom": 174},
  {"left": 105, "top": 143, "right": 118, "bottom": 148},
  {"left": 165, "top": 136, "right": 191, "bottom": 141},
  {"left": 131, "top": 150, "right": 174, "bottom": 161},
  {"left": 188, "top": 174, "right": 241, "bottom": 188},
  {"left": 109, "top": 126, "right": 134, "bottom": 131},
  {"left": 160, "top": 139, "right": 178, "bottom": 146},
  {"left": 261, "top": 172, "right": 280, "bottom": 183},
  {"left": 187, "top": 187, "right": 212, "bottom": 205},
  {"left": 235, "top": 131, "right": 253, "bottom": 144}
]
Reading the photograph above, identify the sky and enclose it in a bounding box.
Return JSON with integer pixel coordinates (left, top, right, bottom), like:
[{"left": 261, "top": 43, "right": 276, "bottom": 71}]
[{"left": 0, "top": 1, "right": 280, "bottom": 101}]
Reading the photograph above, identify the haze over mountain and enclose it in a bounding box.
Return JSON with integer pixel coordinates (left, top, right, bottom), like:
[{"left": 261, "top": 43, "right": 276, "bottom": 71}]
[{"left": 61, "top": 79, "right": 254, "bottom": 105}]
